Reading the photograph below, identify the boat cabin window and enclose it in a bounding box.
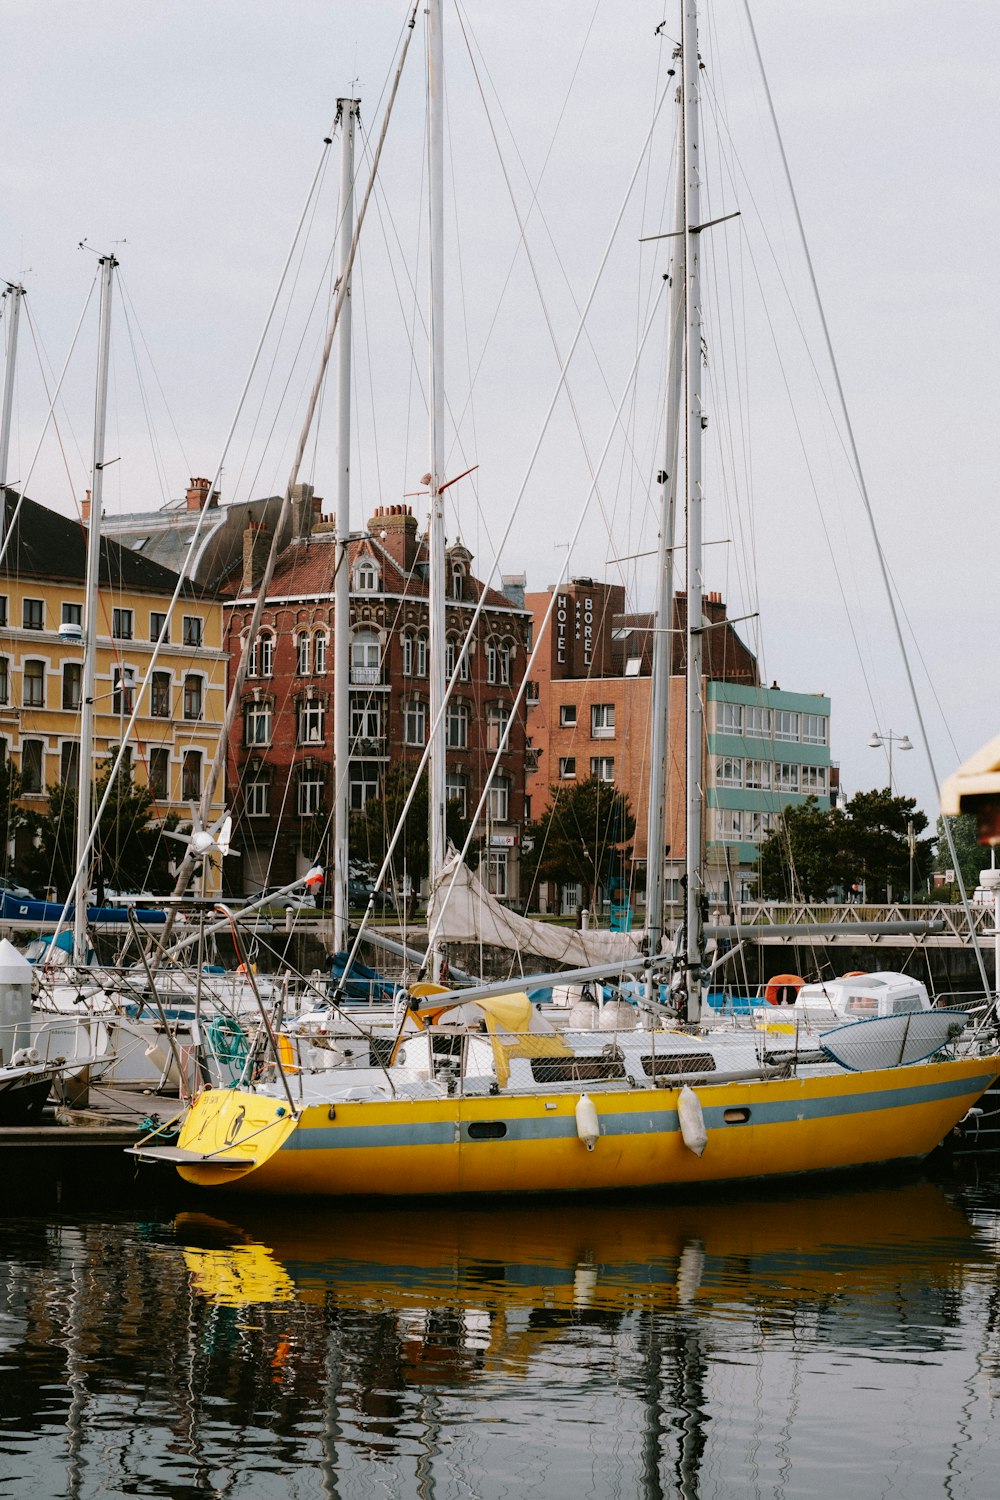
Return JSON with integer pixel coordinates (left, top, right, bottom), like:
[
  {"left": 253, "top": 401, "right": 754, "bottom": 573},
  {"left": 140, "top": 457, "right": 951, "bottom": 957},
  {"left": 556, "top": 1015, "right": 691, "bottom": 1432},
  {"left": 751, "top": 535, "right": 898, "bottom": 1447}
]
[
  {"left": 845, "top": 994, "right": 878, "bottom": 1014},
  {"left": 888, "top": 996, "right": 924, "bottom": 1014},
  {"left": 642, "top": 1053, "right": 717, "bottom": 1078},
  {"left": 529, "top": 1055, "right": 627, "bottom": 1084}
]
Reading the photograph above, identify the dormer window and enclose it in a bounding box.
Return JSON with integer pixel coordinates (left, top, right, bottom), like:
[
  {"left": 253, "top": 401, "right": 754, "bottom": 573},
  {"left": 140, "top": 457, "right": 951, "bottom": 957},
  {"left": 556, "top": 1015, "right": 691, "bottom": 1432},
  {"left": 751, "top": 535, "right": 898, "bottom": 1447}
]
[
  {"left": 450, "top": 563, "right": 464, "bottom": 600},
  {"left": 354, "top": 558, "right": 379, "bottom": 593}
]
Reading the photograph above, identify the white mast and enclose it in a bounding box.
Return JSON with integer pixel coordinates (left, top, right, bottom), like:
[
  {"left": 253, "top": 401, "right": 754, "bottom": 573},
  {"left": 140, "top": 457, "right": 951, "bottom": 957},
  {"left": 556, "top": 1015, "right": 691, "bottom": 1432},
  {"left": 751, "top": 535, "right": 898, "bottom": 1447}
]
[
  {"left": 644, "top": 82, "right": 686, "bottom": 969},
  {"left": 681, "top": 0, "right": 706, "bottom": 1024},
  {"left": 426, "top": 0, "right": 447, "bottom": 979},
  {"left": 332, "top": 97, "right": 360, "bottom": 955},
  {"left": 73, "top": 252, "right": 117, "bottom": 964},
  {"left": 0, "top": 283, "right": 25, "bottom": 505}
]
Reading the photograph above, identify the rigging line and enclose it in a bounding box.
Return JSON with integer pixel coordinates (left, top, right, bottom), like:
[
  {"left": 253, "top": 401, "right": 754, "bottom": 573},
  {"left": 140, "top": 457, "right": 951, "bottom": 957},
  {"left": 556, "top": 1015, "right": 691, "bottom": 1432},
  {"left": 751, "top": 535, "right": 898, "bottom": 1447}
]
[
  {"left": 21, "top": 301, "right": 89, "bottom": 512},
  {"left": 114, "top": 277, "right": 188, "bottom": 495},
  {"left": 116, "top": 276, "right": 175, "bottom": 506},
  {"left": 156, "top": 5, "right": 423, "bottom": 955},
  {"left": 454, "top": 2, "right": 658, "bottom": 585},
  {"left": 335, "top": 74, "right": 675, "bottom": 976},
  {"left": 742, "top": 0, "right": 989, "bottom": 994},
  {"left": 0, "top": 277, "right": 96, "bottom": 566},
  {"left": 424, "top": 278, "right": 669, "bottom": 967}
]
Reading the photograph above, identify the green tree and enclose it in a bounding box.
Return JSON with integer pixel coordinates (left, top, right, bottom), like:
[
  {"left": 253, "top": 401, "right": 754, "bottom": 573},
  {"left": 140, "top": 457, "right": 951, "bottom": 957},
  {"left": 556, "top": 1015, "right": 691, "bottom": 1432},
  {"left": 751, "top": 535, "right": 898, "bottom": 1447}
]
[
  {"left": 349, "top": 761, "right": 472, "bottom": 907},
  {"left": 520, "top": 777, "right": 636, "bottom": 912},
  {"left": 0, "top": 757, "right": 31, "bottom": 879},
  {"left": 22, "top": 757, "right": 175, "bottom": 899},
  {"left": 755, "top": 797, "right": 850, "bottom": 901},
  {"left": 755, "top": 788, "right": 933, "bottom": 903}
]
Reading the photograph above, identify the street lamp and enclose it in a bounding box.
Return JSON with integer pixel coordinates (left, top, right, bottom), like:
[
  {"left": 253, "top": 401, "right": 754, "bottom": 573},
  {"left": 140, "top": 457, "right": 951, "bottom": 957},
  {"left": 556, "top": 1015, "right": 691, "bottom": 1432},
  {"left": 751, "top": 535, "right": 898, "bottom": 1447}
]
[{"left": 868, "top": 728, "right": 913, "bottom": 795}]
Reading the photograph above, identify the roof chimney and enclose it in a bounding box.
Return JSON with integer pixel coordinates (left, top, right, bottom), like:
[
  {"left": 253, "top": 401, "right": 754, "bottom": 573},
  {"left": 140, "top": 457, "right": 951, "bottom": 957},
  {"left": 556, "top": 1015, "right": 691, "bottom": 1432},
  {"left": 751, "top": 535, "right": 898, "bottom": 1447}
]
[
  {"left": 369, "top": 503, "right": 419, "bottom": 571},
  {"left": 292, "top": 482, "right": 318, "bottom": 541},
  {"left": 186, "top": 477, "right": 212, "bottom": 511},
  {"left": 241, "top": 519, "right": 271, "bottom": 593},
  {"left": 82, "top": 488, "right": 92, "bottom": 523}
]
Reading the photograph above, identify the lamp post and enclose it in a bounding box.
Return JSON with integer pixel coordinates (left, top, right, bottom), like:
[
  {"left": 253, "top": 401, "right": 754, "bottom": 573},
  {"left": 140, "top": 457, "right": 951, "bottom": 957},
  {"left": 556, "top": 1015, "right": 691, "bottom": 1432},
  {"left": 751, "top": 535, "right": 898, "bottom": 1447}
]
[
  {"left": 868, "top": 728, "right": 913, "bottom": 904},
  {"left": 868, "top": 728, "right": 912, "bottom": 796}
]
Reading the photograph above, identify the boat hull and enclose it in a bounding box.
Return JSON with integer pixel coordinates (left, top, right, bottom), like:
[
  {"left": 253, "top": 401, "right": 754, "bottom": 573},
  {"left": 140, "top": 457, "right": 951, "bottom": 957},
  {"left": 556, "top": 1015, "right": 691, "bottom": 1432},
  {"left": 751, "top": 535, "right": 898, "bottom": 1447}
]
[{"left": 152, "top": 1054, "right": 1000, "bottom": 1198}]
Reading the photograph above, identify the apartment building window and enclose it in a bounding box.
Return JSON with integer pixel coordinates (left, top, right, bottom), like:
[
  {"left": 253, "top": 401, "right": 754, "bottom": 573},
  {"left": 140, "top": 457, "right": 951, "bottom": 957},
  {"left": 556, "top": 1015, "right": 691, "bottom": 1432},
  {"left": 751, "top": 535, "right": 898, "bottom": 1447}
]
[
  {"left": 745, "top": 759, "right": 771, "bottom": 790},
  {"left": 446, "top": 770, "right": 468, "bottom": 818},
  {"left": 486, "top": 704, "right": 510, "bottom": 752},
  {"left": 149, "top": 746, "right": 169, "bottom": 800},
  {"left": 590, "top": 756, "right": 614, "bottom": 782},
  {"left": 23, "top": 598, "right": 43, "bottom": 630},
  {"left": 774, "top": 762, "right": 800, "bottom": 793},
  {"left": 112, "top": 667, "right": 136, "bottom": 715},
  {"left": 402, "top": 632, "right": 427, "bottom": 677},
  {"left": 718, "top": 808, "right": 744, "bottom": 840},
  {"left": 62, "top": 602, "right": 82, "bottom": 627},
  {"left": 313, "top": 631, "right": 327, "bottom": 675},
  {"left": 60, "top": 662, "right": 81, "bottom": 712},
  {"left": 248, "top": 631, "right": 274, "bottom": 678},
  {"left": 351, "top": 629, "right": 381, "bottom": 685},
  {"left": 445, "top": 637, "right": 469, "bottom": 681},
  {"left": 591, "top": 703, "right": 615, "bottom": 739},
  {"left": 112, "top": 607, "right": 133, "bottom": 641},
  {"left": 60, "top": 741, "right": 80, "bottom": 787},
  {"left": 486, "top": 849, "right": 508, "bottom": 899},
  {"left": 774, "top": 710, "right": 800, "bottom": 743},
  {"left": 716, "top": 757, "right": 742, "bottom": 787},
  {"left": 349, "top": 762, "right": 380, "bottom": 810},
  {"left": 244, "top": 700, "right": 272, "bottom": 746},
  {"left": 297, "top": 764, "right": 324, "bottom": 816},
  {"left": 354, "top": 559, "right": 379, "bottom": 592},
  {"left": 23, "top": 659, "right": 45, "bottom": 707},
  {"left": 245, "top": 776, "right": 269, "bottom": 817},
  {"left": 525, "top": 679, "right": 539, "bottom": 705},
  {"left": 802, "top": 713, "right": 828, "bottom": 746},
  {"left": 488, "top": 775, "right": 511, "bottom": 823},
  {"left": 486, "top": 642, "right": 499, "bottom": 684},
  {"left": 743, "top": 705, "right": 770, "bottom": 738},
  {"left": 151, "top": 672, "right": 171, "bottom": 718},
  {"left": 717, "top": 702, "right": 742, "bottom": 735},
  {"left": 446, "top": 701, "right": 469, "bottom": 750},
  {"left": 560, "top": 704, "right": 577, "bottom": 728},
  {"left": 404, "top": 698, "right": 427, "bottom": 746},
  {"left": 21, "top": 739, "right": 44, "bottom": 793},
  {"left": 182, "top": 615, "right": 203, "bottom": 647},
  {"left": 297, "top": 698, "right": 324, "bottom": 745},
  {"left": 801, "top": 764, "right": 829, "bottom": 794},
  {"left": 350, "top": 699, "right": 382, "bottom": 743},
  {"left": 0, "top": 595, "right": 7, "bottom": 626},
  {"left": 296, "top": 632, "right": 311, "bottom": 676},
  {"left": 0, "top": 656, "right": 8, "bottom": 705},
  {"left": 182, "top": 750, "right": 202, "bottom": 801},
  {"left": 559, "top": 756, "right": 576, "bottom": 779},
  {"left": 183, "top": 674, "right": 203, "bottom": 721},
  {"left": 150, "top": 610, "right": 169, "bottom": 643}
]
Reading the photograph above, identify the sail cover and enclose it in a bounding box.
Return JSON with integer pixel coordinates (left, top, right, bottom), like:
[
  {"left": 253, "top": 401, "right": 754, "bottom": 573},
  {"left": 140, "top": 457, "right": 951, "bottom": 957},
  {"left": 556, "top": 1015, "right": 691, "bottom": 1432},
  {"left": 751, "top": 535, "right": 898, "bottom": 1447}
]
[{"left": 427, "top": 850, "right": 650, "bottom": 969}]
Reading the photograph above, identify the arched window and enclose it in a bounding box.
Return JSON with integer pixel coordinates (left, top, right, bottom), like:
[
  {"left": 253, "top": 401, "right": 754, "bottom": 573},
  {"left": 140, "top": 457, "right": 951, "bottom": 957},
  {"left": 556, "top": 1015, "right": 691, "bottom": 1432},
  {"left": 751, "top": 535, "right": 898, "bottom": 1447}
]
[
  {"left": 353, "top": 557, "right": 379, "bottom": 592},
  {"left": 446, "top": 701, "right": 469, "bottom": 750},
  {"left": 351, "top": 629, "right": 381, "bottom": 685},
  {"left": 296, "top": 631, "right": 311, "bottom": 676},
  {"left": 248, "top": 630, "right": 274, "bottom": 678},
  {"left": 313, "top": 631, "right": 328, "bottom": 675}
]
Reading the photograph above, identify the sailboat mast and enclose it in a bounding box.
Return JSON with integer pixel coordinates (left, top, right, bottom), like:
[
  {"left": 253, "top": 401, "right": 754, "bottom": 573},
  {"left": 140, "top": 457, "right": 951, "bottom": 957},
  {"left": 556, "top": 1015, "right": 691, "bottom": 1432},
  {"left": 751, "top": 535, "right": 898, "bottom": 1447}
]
[
  {"left": 74, "top": 252, "right": 117, "bottom": 964},
  {"left": 645, "top": 93, "right": 685, "bottom": 968},
  {"left": 0, "top": 283, "right": 25, "bottom": 505},
  {"left": 681, "top": 0, "right": 705, "bottom": 1023},
  {"left": 426, "top": 0, "right": 447, "bottom": 978},
  {"left": 332, "top": 97, "right": 360, "bottom": 955}
]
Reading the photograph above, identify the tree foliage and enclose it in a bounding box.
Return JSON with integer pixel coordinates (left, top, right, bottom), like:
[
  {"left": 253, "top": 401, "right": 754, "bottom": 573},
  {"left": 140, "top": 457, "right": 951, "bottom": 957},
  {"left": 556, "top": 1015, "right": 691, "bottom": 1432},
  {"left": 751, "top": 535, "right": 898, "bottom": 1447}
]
[
  {"left": 520, "top": 776, "right": 636, "bottom": 911},
  {"left": 0, "top": 757, "right": 29, "bottom": 876},
  {"left": 21, "top": 758, "right": 176, "bottom": 899},
  {"left": 934, "top": 812, "right": 992, "bottom": 893},
  {"left": 348, "top": 761, "right": 472, "bottom": 900},
  {"left": 756, "top": 788, "right": 933, "bottom": 902}
]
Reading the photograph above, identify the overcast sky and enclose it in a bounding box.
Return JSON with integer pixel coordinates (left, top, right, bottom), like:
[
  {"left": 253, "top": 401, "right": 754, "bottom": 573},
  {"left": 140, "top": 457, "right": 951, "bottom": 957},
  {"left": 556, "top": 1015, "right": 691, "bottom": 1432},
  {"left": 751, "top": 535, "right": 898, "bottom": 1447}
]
[{"left": 3, "top": 1, "right": 998, "bottom": 828}]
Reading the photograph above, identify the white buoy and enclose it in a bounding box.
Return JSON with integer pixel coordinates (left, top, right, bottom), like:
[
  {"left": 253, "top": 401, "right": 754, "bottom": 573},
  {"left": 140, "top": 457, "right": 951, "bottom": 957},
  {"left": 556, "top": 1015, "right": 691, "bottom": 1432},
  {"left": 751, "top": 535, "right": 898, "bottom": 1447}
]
[
  {"left": 575, "top": 1092, "right": 600, "bottom": 1150},
  {"left": 0, "top": 938, "right": 32, "bottom": 1064},
  {"left": 678, "top": 1085, "right": 708, "bottom": 1156}
]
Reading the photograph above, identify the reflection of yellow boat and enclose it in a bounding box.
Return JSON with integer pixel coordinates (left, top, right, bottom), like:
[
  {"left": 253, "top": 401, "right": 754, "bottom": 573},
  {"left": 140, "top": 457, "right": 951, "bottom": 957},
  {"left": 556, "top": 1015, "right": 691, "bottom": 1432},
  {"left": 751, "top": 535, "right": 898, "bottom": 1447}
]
[{"left": 175, "top": 1175, "right": 981, "bottom": 1318}]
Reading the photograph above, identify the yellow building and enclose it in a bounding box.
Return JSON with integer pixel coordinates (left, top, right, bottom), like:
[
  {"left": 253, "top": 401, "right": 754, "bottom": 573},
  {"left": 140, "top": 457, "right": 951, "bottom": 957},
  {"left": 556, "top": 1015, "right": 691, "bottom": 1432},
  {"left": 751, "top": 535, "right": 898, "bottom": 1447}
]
[{"left": 0, "top": 487, "right": 226, "bottom": 892}]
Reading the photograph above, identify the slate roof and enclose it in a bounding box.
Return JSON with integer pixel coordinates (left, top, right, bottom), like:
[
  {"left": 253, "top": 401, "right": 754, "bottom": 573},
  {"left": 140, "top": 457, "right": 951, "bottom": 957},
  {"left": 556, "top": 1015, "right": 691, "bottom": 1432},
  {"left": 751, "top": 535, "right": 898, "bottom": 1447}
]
[{"left": 1, "top": 488, "right": 208, "bottom": 598}]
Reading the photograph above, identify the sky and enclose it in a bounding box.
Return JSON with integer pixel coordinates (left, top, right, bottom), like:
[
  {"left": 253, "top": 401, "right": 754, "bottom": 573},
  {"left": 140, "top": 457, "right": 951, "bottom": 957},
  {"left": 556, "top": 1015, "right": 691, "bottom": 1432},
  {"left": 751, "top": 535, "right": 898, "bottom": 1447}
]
[{"left": 3, "top": 0, "right": 998, "bottom": 827}]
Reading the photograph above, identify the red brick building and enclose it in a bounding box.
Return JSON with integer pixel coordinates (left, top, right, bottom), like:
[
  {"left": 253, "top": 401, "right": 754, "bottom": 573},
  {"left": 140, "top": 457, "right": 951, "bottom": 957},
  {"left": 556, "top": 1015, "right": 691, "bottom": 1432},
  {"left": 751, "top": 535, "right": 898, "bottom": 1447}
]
[{"left": 224, "top": 496, "right": 531, "bottom": 899}]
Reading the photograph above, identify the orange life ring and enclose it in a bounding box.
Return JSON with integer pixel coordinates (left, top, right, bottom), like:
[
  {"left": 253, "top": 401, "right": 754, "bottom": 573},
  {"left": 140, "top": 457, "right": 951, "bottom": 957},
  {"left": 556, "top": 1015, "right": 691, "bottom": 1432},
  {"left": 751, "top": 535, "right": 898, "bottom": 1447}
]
[{"left": 764, "top": 973, "right": 805, "bottom": 1006}]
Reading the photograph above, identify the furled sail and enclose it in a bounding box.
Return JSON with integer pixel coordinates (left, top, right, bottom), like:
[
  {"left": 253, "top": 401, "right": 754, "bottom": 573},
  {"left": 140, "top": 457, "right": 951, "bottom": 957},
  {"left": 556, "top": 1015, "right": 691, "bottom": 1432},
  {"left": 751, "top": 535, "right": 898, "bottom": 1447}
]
[{"left": 427, "top": 850, "right": 657, "bottom": 969}]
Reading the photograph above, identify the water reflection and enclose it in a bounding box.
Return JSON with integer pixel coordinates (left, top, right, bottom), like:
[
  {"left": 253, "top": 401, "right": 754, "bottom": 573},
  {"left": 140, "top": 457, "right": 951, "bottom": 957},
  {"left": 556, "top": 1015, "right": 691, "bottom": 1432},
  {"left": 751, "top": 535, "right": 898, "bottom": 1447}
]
[{"left": 1, "top": 1173, "right": 999, "bottom": 1499}]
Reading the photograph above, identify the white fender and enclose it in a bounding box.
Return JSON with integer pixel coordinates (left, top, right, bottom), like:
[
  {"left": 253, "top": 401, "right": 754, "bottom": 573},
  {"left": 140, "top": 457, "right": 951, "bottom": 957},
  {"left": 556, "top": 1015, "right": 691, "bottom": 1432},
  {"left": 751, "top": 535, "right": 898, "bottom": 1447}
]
[
  {"left": 575, "top": 1092, "right": 600, "bottom": 1151},
  {"left": 678, "top": 1085, "right": 707, "bottom": 1157}
]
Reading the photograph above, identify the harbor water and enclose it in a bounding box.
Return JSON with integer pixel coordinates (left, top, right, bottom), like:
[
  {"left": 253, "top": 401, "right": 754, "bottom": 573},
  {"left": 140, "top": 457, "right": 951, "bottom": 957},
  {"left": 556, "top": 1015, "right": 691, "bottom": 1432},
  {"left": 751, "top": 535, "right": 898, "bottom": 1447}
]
[{"left": 2, "top": 1164, "right": 1000, "bottom": 1498}]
